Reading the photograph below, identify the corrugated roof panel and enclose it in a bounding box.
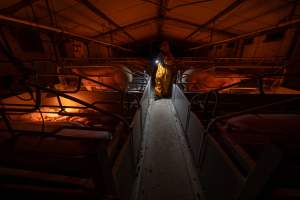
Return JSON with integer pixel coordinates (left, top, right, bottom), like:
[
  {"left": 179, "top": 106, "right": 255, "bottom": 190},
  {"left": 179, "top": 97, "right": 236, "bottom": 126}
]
[
  {"left": 89, "top": 0, "right": 157, "bottom": 26},
  {"left": 126, "top": 21, "right": 157, "bottom": 40},
  {"left": 166, "top": 0, "right": 234, "bottom": 25},
  {"left": 215, "top": 0, "right": 293, "bottom": 32},
  {"left": 1, "top": 0, "right": 298, "bottom": 45}
]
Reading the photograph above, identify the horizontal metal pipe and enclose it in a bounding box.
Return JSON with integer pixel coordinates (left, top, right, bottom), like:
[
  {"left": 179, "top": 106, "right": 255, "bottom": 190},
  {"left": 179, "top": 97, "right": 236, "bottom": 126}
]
[
  {"left": 30, "top": 83, "right": 130, "bottom": 128},
  {"left": 72, "top": 72, "right": 123, "bottom": 92},
  {"left": 187, "top": 18, "right": 300, "bottom": 51},
  {"left": 0, "top": 15, "right": 133, "bottom": 52},
  {"left": 176, "top": 56, "right": 285, "bottom": 60},
  {"left": 0, "top": 126, "right": 112, "bottom": 140},
  {"left": 207, "top": 96, "right": 300, "bottom": 131},
  {"left": 0, "top": 88, "right": 41, "bottom": 113},
  {"left": 0, "top": 57, "right": 148, "bottom": 62}
]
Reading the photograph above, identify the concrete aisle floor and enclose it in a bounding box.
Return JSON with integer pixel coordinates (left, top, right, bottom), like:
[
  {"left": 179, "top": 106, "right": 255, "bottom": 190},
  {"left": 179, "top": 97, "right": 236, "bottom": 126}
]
[{"left": 135, "top": 99, "right": 202, "bottom": 200}]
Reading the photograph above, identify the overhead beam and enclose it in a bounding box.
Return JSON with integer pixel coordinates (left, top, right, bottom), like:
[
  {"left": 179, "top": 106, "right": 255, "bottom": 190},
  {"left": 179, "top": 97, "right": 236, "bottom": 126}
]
[
  {"left": 92, "top": 17, "right": 156, "bottom": 38},
  {"left": 32, "top": 3, "right": 101, "bottom": 34},
  {"left": 77, "top": 0, "right": 136, "bottom": 42},
  {"left": 157, "top": 0, "right": 169, "bottom": 39},
  {"left": 167, "top": 0, "right": 211, "bottom": 11},
  {"left": 165, "top": 16, "right": 237, "bottom": 37},
  {"left": 142, "top": 0, "right": 212, "bottom": 11},
  {"left": 186, "top": 17, "right": 300, "bottom": 51},
  {"left": 92, "top": 16, "right": 236, "bottom": 40},
  {"left": 141, "top": 0, "right": 160, "bottom": 6},
  {"left": 0, "top": 0, "right": 40, "bottom": 15},
  {"left": 184, "top": 0, "right": 245, "bottom": 40},
  {"left": 0, "top": 15, "right": 133, "bottom": 52},
  {"left": 157, "top": 0, "right": 164, "bottom": 38}
]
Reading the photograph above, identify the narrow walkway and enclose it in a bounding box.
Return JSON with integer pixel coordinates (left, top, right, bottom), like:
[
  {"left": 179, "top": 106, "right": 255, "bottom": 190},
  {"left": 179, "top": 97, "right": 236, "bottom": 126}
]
[{"left": 136, "top": 99, "right": 201, "bottom": 200}]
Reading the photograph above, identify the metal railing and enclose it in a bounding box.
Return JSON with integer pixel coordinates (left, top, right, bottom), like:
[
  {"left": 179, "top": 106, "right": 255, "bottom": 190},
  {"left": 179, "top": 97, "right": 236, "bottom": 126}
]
[
  {"left": 130, "top": 78, "right": 151, "bottom": 165},
  {"left": 172, "top": 81, "right": 300, "bottom": 200},
  {"left": 0, "top": 65, "right": 150, "bottom": 138},
  {"left": 0, "top": 82, "right": 130, "bottom": 136},
  {"left": 172, "top": 84, "right": 191, "bottom": 132},
  {"left": 188, "top": 73, "right": 300, "bottom": 120}
]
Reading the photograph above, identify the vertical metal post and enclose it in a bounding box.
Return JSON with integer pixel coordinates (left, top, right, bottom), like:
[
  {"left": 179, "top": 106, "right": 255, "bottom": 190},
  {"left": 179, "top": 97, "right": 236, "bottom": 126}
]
[
  {"left": 203, "top": 92, "right": 212, "bottom": 120},
  {"left": 258, "top": 77, "right": 265, "bottom": 95},
  {"left": 45, "top": 0, "right": 60, "bottom": 62},
  {"left": 86, "top": 42, "right": 90, "bottom": 58},
  {"left": 0, "top": 27, "right": 13, "bottom": 53},
  {"left": 57, "top": 95, "right": 64, "bottom": 111},
  {"left": 0, "top": 112, "right": 15, "bottom": 138}
]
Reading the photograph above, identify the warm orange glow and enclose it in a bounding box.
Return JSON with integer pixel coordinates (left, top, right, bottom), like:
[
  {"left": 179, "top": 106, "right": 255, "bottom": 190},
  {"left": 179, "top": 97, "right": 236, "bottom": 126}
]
[
  {"left": 186, "top": 71, "right": 242, "bottom": 92},
  {"left": 72, "top": 68, "right": 129, "bottom": 91},
  {"left": 13, "top": 110, "right": 91, "bottom": 127}
]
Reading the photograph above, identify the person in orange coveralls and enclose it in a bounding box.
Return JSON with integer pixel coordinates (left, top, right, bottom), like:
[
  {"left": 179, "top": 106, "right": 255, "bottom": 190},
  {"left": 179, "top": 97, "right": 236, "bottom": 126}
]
[{"left": 154, "top": 41, "right": 176, "bottom": 99}]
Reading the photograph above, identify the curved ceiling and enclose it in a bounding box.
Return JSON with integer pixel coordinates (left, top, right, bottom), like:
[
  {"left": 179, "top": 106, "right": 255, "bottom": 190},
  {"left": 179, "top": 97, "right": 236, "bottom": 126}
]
[{"left": 0, "top": 0, "right": 299, "bottom": 46}]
